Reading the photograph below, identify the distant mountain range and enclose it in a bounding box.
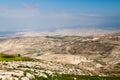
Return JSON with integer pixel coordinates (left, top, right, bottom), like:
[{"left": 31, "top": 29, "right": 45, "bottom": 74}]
[{"left": 0, "top": 28, "right": 120, "bottom": 38}]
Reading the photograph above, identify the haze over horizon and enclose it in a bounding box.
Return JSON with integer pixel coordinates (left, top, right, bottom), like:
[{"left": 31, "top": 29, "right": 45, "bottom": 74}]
[{"left": 0, "top": 0, "right": 120, "bottom": 32}]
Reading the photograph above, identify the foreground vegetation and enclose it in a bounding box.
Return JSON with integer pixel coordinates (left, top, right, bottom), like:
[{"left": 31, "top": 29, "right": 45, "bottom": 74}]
[
  {"left": 0, "top": 53, "right": 35, "bottom": 61},
  {"left": 33, "top": 74, "right": 120, "bottom": 80}
]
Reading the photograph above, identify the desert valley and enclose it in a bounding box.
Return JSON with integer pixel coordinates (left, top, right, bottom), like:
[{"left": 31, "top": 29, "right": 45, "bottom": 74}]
[{"left": 0, "top": 31, "right": 119, "bottom": 80}]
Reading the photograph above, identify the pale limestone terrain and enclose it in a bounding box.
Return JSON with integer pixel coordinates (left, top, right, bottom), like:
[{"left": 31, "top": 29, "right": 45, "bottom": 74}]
[{"left": 0, "top": 32, "right": 120, "bottom": 79}]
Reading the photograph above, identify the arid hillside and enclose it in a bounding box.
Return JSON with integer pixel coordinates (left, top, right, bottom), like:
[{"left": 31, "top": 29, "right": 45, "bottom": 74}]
[{"left": 0, "top": 33, "right": 120, "bottom": 77}]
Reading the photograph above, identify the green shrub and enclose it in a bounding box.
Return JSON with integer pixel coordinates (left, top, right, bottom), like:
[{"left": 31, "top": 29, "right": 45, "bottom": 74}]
[{"left": 1, "top": 55, "right": 15, "bottom": 58}]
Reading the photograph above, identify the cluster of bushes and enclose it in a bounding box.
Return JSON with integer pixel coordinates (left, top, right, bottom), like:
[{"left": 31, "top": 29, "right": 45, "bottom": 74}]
[
  {"left": 45, "top": 36, "right": 64, "bottom": 40},
  {"left": 0, "top": 53, "right": 36, "bottom": 61},
  {"left": 33, "top": 74, "right": 120, "bottom": 80}
]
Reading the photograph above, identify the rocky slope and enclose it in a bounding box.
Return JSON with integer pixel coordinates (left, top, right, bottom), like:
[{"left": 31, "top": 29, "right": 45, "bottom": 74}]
[{"left": 0, "top": 33, "right": 120, "bottom": 77}]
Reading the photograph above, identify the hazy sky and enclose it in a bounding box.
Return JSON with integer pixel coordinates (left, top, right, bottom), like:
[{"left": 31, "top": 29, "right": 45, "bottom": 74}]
[{"left": 0, "top": 0, "right": 120, "bottom": 32}]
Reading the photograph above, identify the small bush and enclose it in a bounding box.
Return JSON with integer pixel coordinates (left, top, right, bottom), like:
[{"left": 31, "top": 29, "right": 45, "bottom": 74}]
[{"left": 1, "top": 55, "right": 15, "bottom": 58}]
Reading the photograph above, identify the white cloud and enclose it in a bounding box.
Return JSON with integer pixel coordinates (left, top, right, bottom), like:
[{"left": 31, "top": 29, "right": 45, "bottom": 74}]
[
  {"left": 0, "top": 7, "right": 40, "bottom": 19},
  {"left": 0, "top": 5, "right": 106, "bottom": 31},
  {"left": 0, "top": 6, "right": 100, "bottom": 19}
]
